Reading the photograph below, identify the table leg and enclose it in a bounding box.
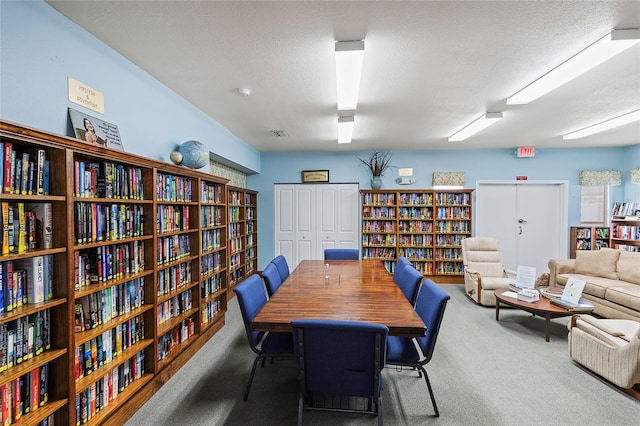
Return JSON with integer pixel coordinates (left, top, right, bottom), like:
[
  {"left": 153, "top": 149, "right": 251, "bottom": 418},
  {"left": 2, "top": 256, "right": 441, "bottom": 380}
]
[
  {"left": 544, "top": 314, "right": 551, "bottom": 342},
  {"left": 495, "top": 303, "right": 500, "bottom": 321}
]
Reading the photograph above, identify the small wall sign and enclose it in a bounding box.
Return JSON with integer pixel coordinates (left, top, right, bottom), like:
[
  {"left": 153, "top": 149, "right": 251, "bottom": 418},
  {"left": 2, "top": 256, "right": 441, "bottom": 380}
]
[
  {"left": 516, "top": 176, "right": 528, "bottom": 180},
  {"left": 68, "top": 77, "right": 105, "bottom": 114},
  {"left": 302, "top": 170, "right": 330, "bottom": 183}
]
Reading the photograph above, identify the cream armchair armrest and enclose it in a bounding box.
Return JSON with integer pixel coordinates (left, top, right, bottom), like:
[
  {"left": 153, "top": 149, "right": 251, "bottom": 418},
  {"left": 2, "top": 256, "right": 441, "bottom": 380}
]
[
  {"left": 548, "top": 258, "right": 576, "bottom": 286},
  {"left": 504, "top": 269, "right": 517, "bottom": 277}
]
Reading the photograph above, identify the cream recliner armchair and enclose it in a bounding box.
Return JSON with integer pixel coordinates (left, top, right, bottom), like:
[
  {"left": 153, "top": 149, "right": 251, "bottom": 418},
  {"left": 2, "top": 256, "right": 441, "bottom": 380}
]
[
  {"left": 568, "top": 315, "right": 640, "bottom": 389},
  {"left": 461, "top": 237, "right": 516, "bottom": 306}
]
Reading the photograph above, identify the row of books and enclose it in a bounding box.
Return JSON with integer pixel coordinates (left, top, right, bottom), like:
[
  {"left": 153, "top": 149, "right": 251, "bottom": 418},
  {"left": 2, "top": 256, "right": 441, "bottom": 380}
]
[
  {"left": 1, "top": 202, "right": 52, "bottom": 255},
  {"left": 228, "top": 190, "right": 245, "bottom": 206},
  {"left": 435, "top": 262, "right": 464, "bottom": 274},
  {"left": 362, "top": 221, "right": 396, "bottom": 232},
  {"left": 228, "top": 206, "right": 243, "bottom": 222},
  {"left": 74, "top": 202, "right": 145, "bottom": 245},
  {"left": 435, "top": 206, "right": 470, "bottom": 219},
  {"left": 398, "top": 221, "right": 433, "bottom": 232},
  {"left": 158, "top": 289, "right": 193, "bottom": 324},
  {"left": 363, "top": 207, "right": 396, "bottom": 219},
  {"left": 363, "top": 234, "right": 396, "bottom": 245},
  {"left": 200, "top": 182, "right": 224, "bottom": 204},
  {"left": 202, "top": 229, "right": 223, "bottom": 253},
  {"left": 158, "top": 262, "right": 192, "bottom": 297},
  {"left": 1, "top": 143, "right": 50, "bottom": 196},
  {"left": 228, "top": 237, "right": 244, "bottom": 254},
  {"left": 200, "top": 252, "right": 224, "bottom": 276},
  {"left": 435, "top": 220, "right": 470, "bottom": 232},
  {"left": 398, "top": 193, "right": 433, "bottom": 205},
  {"left": 201, "top": 296, "right": 222, "bottom": 324},
  {"left": 157, "top": 235, "right": 191, "bottom": 265},
  {"left": 158, "top": 317, "right": 196, "bottom": 361},
  {"left": 74, "top": 242, "right": 145, "bottom": 289},
  {"left": 74, "top": 351, "right": 145, "bottom": 425},
  {"left": 228, "top": 222, "right": 243, "bottom": 238},
  {"left": 1, "top": 364, "right": 49, "bottom": 425},
  {"left": 201, "top": 273, "right": 223, "bottom": 298},
  {"left": 434, "top": 192, "right": 470, "bottom": 205},
  {"left": 435, "top": 234, "right": 465, "bottom": 246},
  {"left": 362, "top": 248, "right": 395, "bottom": 259},
  {"left": 74, "top": 279, "right": 145, "bottom": 332},
  {"left": 398, "top": 248, "right": 433, "bottom": 259},
  {"left": 399, "top": 207, "right": 432, "bottom": 220},
  {"left": 611, "top": 224, "right": 640, "bottom": 240},
  {"left": 0, "top": 310, "right": 51, "bottom": 372},
  {"left": 74, "top": 320, "right": 145, "bottom": 381},
  {"left": 398, "top": 234, "right": 433, "bottom": 245},
  {"left": 156, "top": 204, "right": 190, "bottom": 234},
  {"left": 156, "top": 173, "right": 192, "bottom": 203},
  {"left": 1, "top": 256, "right": 54, "bottom": 313},
  {"left": 200, "top": 205, "right": 224, "bottom": 228},
  {"left": 74, "top": 160, "right": 144, "bottom": 200},
  {"left": 611, "top": 202, "right": 640, "bottom": 217}
]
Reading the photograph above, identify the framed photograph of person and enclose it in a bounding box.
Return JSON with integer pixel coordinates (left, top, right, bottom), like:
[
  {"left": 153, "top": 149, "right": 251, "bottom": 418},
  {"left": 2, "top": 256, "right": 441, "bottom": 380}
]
[{"left": 68, "top": 107, "right": 125, "bottom": 151}]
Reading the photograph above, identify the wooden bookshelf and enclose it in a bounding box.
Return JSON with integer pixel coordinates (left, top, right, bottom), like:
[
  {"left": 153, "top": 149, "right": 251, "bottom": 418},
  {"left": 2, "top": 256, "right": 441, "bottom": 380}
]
[
  {"left": 361, "top": 189, "right": 472, "bottom": 284},
  {"left": 0, "top": 120, "right": 230, "bottom": 425},
  {"left": 227, "top": 186, "right": 258, "bottom": 292},
  {"left": 569, "top": 226, "right": 610, "bottom": 258}
]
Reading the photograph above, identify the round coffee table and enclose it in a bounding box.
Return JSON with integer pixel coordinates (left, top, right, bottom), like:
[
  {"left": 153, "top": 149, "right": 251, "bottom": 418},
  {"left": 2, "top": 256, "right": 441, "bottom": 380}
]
[{"left": 494, "top": 288, "right": 592, "bottom": 342}]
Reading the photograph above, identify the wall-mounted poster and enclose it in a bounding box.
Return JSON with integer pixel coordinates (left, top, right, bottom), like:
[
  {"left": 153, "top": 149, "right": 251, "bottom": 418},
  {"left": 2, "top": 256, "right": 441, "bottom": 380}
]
[{"left": 68, "top": 107, "right": 124, "bottom": 151}]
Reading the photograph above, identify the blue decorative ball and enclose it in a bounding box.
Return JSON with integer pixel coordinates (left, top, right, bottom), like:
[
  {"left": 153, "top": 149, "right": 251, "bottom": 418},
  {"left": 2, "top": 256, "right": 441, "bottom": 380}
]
[{"left": 173, "top": 140, "right": 208, "bottom": 169}]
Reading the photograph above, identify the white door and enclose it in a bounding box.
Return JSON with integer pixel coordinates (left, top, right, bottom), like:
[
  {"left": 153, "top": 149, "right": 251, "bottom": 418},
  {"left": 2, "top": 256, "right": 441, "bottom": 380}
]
[
  {"left": 476, "top": 181, "right": 568, "bottom": 274},
  {"left": 275, "top": 183, "right": 359, "bottom": 269},
  {"left": 317, "top": 184, "right": 359, "bottom": 251}
]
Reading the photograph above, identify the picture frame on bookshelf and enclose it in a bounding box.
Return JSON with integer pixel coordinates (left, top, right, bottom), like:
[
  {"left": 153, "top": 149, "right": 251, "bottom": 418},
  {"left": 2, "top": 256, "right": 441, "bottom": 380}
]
[{"left": 68, "top": 107, "right": 125, "bottom": 151}]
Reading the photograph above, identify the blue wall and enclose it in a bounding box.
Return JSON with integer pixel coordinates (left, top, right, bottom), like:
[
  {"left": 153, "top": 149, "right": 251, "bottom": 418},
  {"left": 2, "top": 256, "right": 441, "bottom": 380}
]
[
  {"left": 249, "top": 147, "right": 638, "bottom": 269},
  {"left": 0, "top": 1, "right": 260, "bottom": 173},
  {"left": 2, "top": 1, "right": 638, "bottom": 271}
]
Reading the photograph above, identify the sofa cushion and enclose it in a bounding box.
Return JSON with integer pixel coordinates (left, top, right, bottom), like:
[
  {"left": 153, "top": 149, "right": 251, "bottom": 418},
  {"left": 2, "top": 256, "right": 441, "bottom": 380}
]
[
  {"left": 556, "top": 273, "right": 622, "bottom": 299},
  {"left": 574, "top": 249, "right": 620, "bottom": 280},
  {"left": 605, "top": 285, "right": 640, "bottom": 314},
  {"left": 617, "top": 251, "right": 640, "bottom": 285}
]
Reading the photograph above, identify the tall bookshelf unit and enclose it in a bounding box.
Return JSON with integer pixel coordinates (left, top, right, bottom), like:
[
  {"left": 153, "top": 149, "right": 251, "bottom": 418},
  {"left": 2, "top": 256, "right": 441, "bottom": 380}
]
[
  {"left": 0, "top": 120, "right": 229, "bottom": 425},
  {"left": 227, "top": 187, "right": 258, "bottom": 292},
  {"left": 361, "top": 189, "right": 473, "bottom": 284},
  {"left": 610, "top": 202, "right": 640, "bottom": 252},
  {"left": 569, "top": 226, "right": 610, "bottom": 258}
]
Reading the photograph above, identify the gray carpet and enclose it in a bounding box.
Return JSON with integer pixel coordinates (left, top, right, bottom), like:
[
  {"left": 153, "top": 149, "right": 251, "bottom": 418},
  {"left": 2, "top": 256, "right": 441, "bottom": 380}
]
[{"left": 126, "top": 284, "right": 638, "bottom": 425}]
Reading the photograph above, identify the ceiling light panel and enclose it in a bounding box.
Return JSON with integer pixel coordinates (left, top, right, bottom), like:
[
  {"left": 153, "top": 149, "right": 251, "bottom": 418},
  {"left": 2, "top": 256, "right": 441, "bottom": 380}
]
[
  {"left": 507, "top": 29, "right": 640, "bottom": 105},
  {"left": 563, "top": 109, "right": 640, "bottom": 140},
  {"left": 335, "top": 40, "right": 365, "bottom": 110},
  {"left": 338, "top": 116, "right": 355, "bottom": 144},
  {"left": 448, "top": 113, "right": 503, "bottom": 142}
]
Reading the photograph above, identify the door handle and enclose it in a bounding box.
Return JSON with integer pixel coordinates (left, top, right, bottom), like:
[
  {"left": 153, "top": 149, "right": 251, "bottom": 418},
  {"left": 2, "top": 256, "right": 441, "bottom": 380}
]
[{"left": 518, "top": 218, "right": 527, "bottom": 224}]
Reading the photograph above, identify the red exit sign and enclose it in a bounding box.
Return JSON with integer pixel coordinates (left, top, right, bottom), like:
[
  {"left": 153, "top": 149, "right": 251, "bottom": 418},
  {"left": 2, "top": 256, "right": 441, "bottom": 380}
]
[{"left": 516, "top": 146, "right": 535, "bottom": 158}]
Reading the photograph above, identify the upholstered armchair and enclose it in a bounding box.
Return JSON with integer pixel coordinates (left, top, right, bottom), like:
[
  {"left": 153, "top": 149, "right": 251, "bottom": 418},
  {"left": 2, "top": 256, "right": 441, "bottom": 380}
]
[
  {"left": 568, "top": 314, "right": 640, "bottom": 389},
  {"left": 461, "top": 237, "right": 516, "bottom": 306}
]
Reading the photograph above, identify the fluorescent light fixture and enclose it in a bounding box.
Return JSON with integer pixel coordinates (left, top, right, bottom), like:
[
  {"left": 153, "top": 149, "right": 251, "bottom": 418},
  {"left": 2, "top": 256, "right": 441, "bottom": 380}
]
[
  {"left": 448, "top": 113, "right": 503, "bottom": 142},
  {"left": 507, "top": 29, "right": 640, "bottom": 105},
  {"left": 338, "top": 116, "right": 355, "bottom": 144},
  {"left": 563, "top": 109, "right": 640, "bottom": 139},
  {"left": 335, "top": 40, "right": 365, "bottom": 110}
]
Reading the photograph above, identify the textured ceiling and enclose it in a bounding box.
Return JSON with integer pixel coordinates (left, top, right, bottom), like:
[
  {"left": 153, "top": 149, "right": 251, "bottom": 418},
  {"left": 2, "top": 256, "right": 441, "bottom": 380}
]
[{"left": 46, "top": 0, "right": 640, "bottom": 152}]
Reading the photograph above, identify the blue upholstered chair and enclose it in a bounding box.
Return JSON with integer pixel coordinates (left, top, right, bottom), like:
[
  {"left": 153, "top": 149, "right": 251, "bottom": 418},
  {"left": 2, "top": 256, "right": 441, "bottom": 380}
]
[
  {"left": 393, "top": 256, "right": 412, "bottom": 282},
  {"left": 386, "top": 279, "right": 450, "bottom": 417},
  {"left": 233, "top": 275, "right": 293, "bottom": 401},
  {"left": 393, "top": 263, "right": 424, "bottom": 305},
  {"left": 324, "top": 248, "right": 359, "bottom": 260},
  {"left": 291, "top": 319, "right": 388, "bottom": 426},
  {"left": 261, "top": 262, "right": 283, "bottom": 297},
  {"left": 270, "top": 255, "right": 290, "bottom": 282}
]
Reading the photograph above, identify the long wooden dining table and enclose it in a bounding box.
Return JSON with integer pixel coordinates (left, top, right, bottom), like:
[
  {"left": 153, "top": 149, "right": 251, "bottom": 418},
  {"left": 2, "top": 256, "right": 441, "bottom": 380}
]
[{"left": 251, "top": 259, "right": 426, "bottom": 337}]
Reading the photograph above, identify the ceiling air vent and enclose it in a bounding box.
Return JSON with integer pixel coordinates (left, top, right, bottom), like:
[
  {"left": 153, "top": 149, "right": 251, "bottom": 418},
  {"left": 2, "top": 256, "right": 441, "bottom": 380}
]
[{"left": 271, "top": 130, "right": 289, "bottom": 137}]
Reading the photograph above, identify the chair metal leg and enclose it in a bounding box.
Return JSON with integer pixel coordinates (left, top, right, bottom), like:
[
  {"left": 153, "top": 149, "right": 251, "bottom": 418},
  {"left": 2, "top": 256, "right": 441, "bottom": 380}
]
[
  {"left": 418, "top": 365, "right": 439, "bottom": 417},
  {"left": 377, "top": 394, "right": 383, "bottom": 426},
  {"left": 297, "top": 393, "right": 304, "bottom": 426},
  {"left": 243, "top": 355, "right": 262, "bottom": 401}
]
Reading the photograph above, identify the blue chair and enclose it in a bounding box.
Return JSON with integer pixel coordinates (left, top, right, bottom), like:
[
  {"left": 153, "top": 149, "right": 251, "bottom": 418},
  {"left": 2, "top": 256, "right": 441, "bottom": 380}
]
[
  {"left": 324, "top": 248, "right": 359, "bottom": 260},
  {"left": 270, "top": 255, "right": 290, "bottom": 282},
  {"left": 262, "top": 262, "right": 283, "bottom": 297},
  {"left": 291, "top": 319, "right": 388, "bottom": 426},
  {"left": 394, "top": 264, "right": 423, "bottom": 305},
  {"left": 233, "top": 275, "right": 293, "bottom": 401},
  {"left": 393, "top": 256, "right": 412, "bottom": 282},
  {"left": 386, "top": 279, "right": 450, "bottom": 417}
]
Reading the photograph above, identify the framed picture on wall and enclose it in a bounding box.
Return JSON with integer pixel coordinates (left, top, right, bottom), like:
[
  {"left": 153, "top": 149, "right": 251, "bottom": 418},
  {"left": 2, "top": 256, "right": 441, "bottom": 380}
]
[
  {"left": 302, "top": 170, "right": 330, "bottom": 183},
  {"left": 68, "top": 107, "right": 125, "bottom": 151}
]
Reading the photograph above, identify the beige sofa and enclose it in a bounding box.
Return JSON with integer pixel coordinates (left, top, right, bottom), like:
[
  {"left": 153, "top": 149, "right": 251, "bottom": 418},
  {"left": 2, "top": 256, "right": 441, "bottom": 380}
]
[{"left": 548, "top": 248, "right": 640, "bottom": 320}]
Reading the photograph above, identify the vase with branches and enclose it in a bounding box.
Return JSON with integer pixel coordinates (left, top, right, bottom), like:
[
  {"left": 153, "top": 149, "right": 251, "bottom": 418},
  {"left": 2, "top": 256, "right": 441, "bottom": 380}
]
[{"left": 357, "top": 150, "right": 392, "bottom": 189}]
